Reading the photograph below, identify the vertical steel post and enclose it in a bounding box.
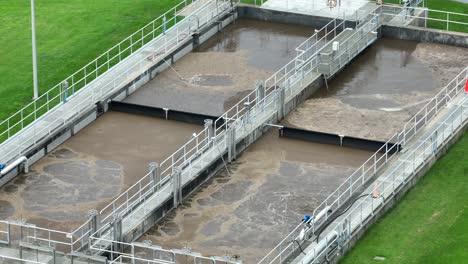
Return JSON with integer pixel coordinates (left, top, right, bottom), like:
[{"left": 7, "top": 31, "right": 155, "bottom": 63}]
[
  {"left": 31, "top": 0, "right": 39, "bottom": 99},
  {"left": 87, "top": 209, "right": 98, "bottom": 239},
  {"left": 173, "top": 167, "right": 182, "bottom": 207},
  {"left": 256, "top": 80, "right": 265, "bottom": 111},
  {"left": 204, "top": 119, "right": 214, "bottom": 146},
  {"left": 276, "top": 86, "right": 285, "bottom": 121},
  {"left": 149, "top": 162, "right": 160, "bottom": 191},
  {"left": 112, "top": 215, "right": 123, "bottom": 251}
]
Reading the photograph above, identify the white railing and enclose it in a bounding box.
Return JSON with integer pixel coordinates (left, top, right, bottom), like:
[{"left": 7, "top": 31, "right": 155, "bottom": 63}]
[
  {"left": 0, "top": 220, "right": 74, "bottom": 253},
  {"left": 381, "top": 4, "right": 468, "bottom": 32},
  {"left": 0, "top": 254, "right": 48, "bottom": 264},
  {"left": 0, "top": 0, "right": 234, "bottom": 167},
  {"left": 98, "top": 125, "right": 211, "bottom": 226},
  {"left": 0, "top": 0, "right": 193, "bottom": 143},
  {"left": 318, "top": 11, "right": 380, "bottom": 77},
  {"left": 90, "top": 237, "right": 240, "bottom": 264},
  {"left": 97, "top": 1, "right": 347, "bottom": 233},
  {"left": 215, "top": 12, "right": 358, "bottom": 135},
  {"left": 259, "top": 66, "right": 468, "bottom": 264},
  {"left": 0, "top": 0, "right": 234, "bottom": 256},
  {"left": 93, "top": 8, "right": 380, "bottom": 259},
  {"left": 309, "top": 94, "right": 468, "bottom": 264}
]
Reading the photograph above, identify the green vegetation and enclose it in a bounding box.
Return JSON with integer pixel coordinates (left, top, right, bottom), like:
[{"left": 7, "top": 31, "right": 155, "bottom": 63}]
[
  {"left": 382, "top": 0, "right": 468, "bottom": 32},
  {"left": 0, "top": 0, "right": 183, "bottom": 132},
  {"left": 340, "top": 132, "right": 468, "bottom": 264},
  {"left": 239, "top": 0, "right": 268, "bottom": 6}
]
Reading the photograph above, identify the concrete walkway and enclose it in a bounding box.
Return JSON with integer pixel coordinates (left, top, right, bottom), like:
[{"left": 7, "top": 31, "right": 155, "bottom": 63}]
[{"left": 262, "top": 0, "right": 371, "bottom": 18}]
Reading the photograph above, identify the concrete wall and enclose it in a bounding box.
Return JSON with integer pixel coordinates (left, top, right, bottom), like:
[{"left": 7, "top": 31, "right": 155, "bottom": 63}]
[
  {"left": 238, "top": 4, "right": 356, "bottom": 29},
  {"left": 382, "top": 25, "right": 468, "bottom": 48}
]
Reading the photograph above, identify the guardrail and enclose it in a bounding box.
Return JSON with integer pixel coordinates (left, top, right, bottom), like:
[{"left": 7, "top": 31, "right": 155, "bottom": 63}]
[
  {"left": 309, "top": 90, "right": 468, "bottom": 264},
  {"left": 0, "top": 0, "right": 234, "bottom": 256},
  {"left": 214, "top": 10, "right": 360, "bottom": 135},
  {"left": 0, "top": 220, "right": 74, "bottom": 253},
  {"left": 97, "top": 0, "right": 348, "bottom": 234},
  {"left": 0, "top": 254, "right": 47, "bottom": 264},
  {"left": 318, "top": 11, "right": 380, "bottom": 77},
  {"left": 84, "top": 0, "right": 357, "bottom": 253},
  {"left": 90, "top": 237, "right": 240, "bottom": 264},
  {"left": 259, "top": 66, "right": 468, "bottom": 263},
  {"left": 381, "top": 4, "right": 468, "bottom": 33},
  {"left": 0, "top": 0, "right": 234, "bottom": 168}
]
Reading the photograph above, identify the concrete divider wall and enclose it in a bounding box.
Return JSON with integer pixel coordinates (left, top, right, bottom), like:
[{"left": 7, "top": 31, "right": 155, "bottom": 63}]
[
  {"left": 382, "top": 25, "right": 468, "bottom": 48},
  {"left": 237, "top": 5, "right": 356, "bottom": 29},
  {"left": 108, "top": 101, "right": 221, "bottom": 126},
  {"left": 279, "top": 126, "right": 402, "bottom": 153}
]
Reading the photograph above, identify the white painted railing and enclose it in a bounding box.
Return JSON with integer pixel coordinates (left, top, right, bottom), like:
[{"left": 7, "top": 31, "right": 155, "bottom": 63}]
[
  {"left": 0, "top": 0, "right": 234, "bottom": 257},
  {"left": 309, "top": 92, "right": 468, "bottom": 264},
  {"left": 259, "top": 66, "right": 467, "bottom": 264},
  {"left": 90, "top": 237, "right": 240, "bottom": 264},
  {"left": 0, "top": 0, "right": 234, "bottom": 167},
  {"left": 0, "top": 0, "right": 193, "bottom": 143},
  {"left": 382, "top": 4, "right": 468, "bottom": 32}
]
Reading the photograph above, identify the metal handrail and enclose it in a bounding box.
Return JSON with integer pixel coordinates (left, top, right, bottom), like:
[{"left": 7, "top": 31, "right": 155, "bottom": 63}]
[
  {"left": 0, "top": 0, "right": 194, "bottom": 143},
  {"left": 260, "top": 66, "right": 467, "bottom": 263},
  {"left": 0, "top": 0, "right": 233, "bottom": 167},
  {"left": 310, "top": 94, "right": 468, "bottom": 263},
  {"left": 0, "top": 0, "right": 233, "bottom": 255},
  {"left": 381, "top": 3, "right": 468, "bottom": 32}
]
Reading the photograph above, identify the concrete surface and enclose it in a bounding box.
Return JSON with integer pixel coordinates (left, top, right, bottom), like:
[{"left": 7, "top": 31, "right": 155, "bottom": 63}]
[{"left": 262, "top": 0, "right": 370, "bottom": 18}]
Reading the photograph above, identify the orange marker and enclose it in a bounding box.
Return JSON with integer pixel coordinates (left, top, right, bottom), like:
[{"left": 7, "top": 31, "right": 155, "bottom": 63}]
[
  {"left": 465, "top": 79, "right": 468, "bottom": 93},
  {"left": 373, "top": 182, "right": 379, "bottom": 198}
]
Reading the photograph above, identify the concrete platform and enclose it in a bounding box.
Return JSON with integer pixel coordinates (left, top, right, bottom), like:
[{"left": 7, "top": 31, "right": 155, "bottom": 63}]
[
  {"left": 262, "top": 0, "right": 371, "bottom": 19},
  {"left": 124, "top": 18, "right": 316, "bottom": 116},
  {"left": 137, "top": 129, "right": 373, "bottom": 263},
  {"left": 285, "top": 38, "right": 468, "bottom": 141},
  {"left": 0, "top": 112, "right": 200, "bottom": 232}
]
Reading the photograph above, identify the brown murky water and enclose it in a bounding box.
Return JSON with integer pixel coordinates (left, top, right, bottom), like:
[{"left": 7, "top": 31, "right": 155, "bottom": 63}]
[
  {"left": 0, "top": 112, "right": 200, "bottom": 231},
  {"left": 140, "top": 130, "right": 372, "bottom": 262},
  {"left": 287, "top": 39, "right": 468, "bottom": 141},
  {"left": 124, "top": 19, "right": 316, "bottom": 116}
]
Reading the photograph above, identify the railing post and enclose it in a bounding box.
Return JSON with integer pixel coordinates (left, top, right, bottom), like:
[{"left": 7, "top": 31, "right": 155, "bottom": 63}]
[
  {"left": 173, "top": 167, "right": 182, "bottom": 207},
  {"left": 447, "top": 13, "right": 449, "bottom": 31},
  {"left": 112, "top": 215, "right": 123, "bottom": 252},
  {"left": 87, "top": 209, "right": 99, "bottom": 241},
  {"left": 256, "top": 80, "right": 265, "bottom": 111},
  {"left": 227, "top": 125, "right": 237, "bottom": 163},
  {"left": 276, "top": 85, "right": 285, "bottom": 121},
  {"left": 149, "top": 162, "right": 160, "bottom": 192},
  {"left": 205, "top": 119, "right": 214, "bottom": 146}
]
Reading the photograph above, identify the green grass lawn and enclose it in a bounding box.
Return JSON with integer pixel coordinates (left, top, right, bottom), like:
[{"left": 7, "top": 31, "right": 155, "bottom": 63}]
[
  {"left": 0, "top": 0, "right": 182, "bottom": 122},
  {"left": 340, "top": 132, "right": 468, "bottom": 264},
  {"left": 382, "top": 0, "right": 468, "bottom": 32}
]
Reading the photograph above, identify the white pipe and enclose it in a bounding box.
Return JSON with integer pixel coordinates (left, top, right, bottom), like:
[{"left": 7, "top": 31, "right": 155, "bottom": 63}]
[
  {"left": 1, "top": 156, "right": 28, "bottom": 176},
  {"left": 313, "top": 206, "right": 330, "bottom": 224},
  {"left": 301, "top": 231, "right": 338, "bottom": 263}
]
